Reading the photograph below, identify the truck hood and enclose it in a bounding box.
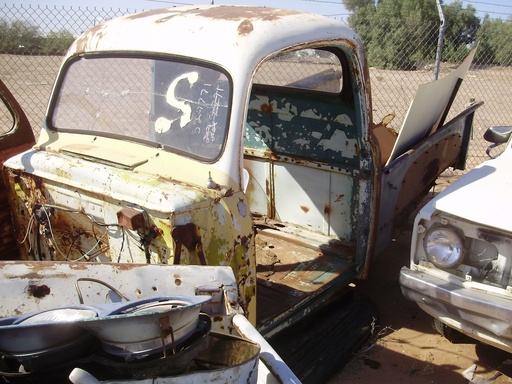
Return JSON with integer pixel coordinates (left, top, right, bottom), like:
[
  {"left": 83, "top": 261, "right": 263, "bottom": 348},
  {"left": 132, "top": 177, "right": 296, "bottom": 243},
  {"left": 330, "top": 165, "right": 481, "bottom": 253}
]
[
  {"left": 4, "top": 149, "right": 218, "bottom": 214},
  {"left": 421, "top": 145, "right": 512, "bottom": 233}
]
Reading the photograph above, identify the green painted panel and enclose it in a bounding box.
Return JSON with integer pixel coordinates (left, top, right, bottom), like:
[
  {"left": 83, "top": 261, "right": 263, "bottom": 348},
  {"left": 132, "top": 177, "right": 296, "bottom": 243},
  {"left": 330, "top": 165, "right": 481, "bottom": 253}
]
[{"left": 245, "top": 89, "right": 358, "bottom": 167}]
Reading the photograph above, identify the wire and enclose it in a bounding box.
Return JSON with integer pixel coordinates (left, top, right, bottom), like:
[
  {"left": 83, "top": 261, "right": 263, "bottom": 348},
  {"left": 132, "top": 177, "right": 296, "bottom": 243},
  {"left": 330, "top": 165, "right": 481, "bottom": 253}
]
[
  {"left": 34, "top": 204, "right": 126, "bottom": 262},
  {"left": 75, "top": 277, "right": 129, "bottom": 304},
  {"left": 39, "top": 205, "right": 70, "bottom": 260},
  {"left": 43, "top": 204, "right": 123, "bottom": 228},
  {"left": 460, "top": 0, "right": 512, "bottom": 18},
  {"left": 18, "top": 213, "right": 35, "bottom": 251},
  {"left": 462, "top": 0, "right": 512, "bottom": 10}
]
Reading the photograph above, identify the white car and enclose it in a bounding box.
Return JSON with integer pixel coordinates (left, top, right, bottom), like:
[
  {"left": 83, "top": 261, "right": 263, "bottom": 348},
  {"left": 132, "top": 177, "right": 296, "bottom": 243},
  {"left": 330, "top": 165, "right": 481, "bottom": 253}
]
[{"left": 400, "top": 125, "right": 512, "bottom": 353}]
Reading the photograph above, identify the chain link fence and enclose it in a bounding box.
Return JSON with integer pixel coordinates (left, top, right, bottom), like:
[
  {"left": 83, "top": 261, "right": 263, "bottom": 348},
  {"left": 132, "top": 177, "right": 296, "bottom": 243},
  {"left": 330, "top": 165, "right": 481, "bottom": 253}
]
[
  {"left": 352, "top": 17, "right": 512, "bottom": 170},
  {"left": 1, "top": 4, "right": 511, "bottom": 171}
]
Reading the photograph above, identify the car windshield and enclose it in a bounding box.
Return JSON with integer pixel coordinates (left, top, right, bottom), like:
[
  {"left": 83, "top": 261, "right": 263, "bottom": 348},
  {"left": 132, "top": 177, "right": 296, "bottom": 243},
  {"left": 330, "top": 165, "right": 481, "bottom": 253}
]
[{"left": 51, "top": 56, "right": 231, "bottom": 161}]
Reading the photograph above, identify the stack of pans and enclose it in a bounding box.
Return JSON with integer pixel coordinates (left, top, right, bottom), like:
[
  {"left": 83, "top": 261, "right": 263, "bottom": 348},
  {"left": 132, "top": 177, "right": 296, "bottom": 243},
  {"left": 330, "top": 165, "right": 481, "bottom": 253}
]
[{"left": 0, "top": 295, "right": 211, "bottom": 382}]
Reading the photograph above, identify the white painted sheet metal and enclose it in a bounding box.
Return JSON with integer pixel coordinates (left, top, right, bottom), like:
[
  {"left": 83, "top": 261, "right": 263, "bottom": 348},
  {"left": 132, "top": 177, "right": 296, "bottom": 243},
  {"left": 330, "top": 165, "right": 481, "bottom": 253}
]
[
  {"left": 4, "top": 149, "right": 215, "bottom": 214},
  {"left": 0, "top": 261, "right": 296, "bottom": 383},
  {"left": 67, "top": 5, "right": 362, "bottom": 77},
  {"left": 417, "top": 141, "right": 512, "bottom": 233}
]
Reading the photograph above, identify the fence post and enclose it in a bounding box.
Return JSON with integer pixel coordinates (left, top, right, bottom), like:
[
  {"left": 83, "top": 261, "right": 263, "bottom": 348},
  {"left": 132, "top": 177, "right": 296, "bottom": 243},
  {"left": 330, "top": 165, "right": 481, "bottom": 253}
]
[{"left": 434, "top": 0, "right": 445, "bottom": 80}]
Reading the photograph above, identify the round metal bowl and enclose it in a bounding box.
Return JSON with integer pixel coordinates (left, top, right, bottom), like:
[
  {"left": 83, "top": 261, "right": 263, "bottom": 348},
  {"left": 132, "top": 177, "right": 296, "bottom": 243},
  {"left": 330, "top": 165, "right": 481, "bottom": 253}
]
[
  {"left": 0, "top": 306, "right": 98, "bottom": 355},
  {"left": 85, "top": 314, "right": 212, "bottom": 379},
  {"left": 78, "top": 295, "right": 211, "bottom": 359}
]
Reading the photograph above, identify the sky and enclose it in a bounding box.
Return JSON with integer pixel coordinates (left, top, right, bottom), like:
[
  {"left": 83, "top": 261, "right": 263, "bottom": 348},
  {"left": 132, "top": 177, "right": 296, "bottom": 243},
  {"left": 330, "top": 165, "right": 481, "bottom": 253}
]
[
  {"left": 10, "top": 0, "right": 350, "bottom": 18},
  {"left": 9, "top": 0, "right": 512, "bottom": 21}
]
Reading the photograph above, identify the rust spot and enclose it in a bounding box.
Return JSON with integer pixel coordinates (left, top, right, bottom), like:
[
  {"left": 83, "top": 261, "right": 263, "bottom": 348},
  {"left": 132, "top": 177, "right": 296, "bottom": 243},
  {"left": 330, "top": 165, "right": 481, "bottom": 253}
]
[
  {"left": 124, "top": 6, "right": 301, "bottom": 27},
  {"left": 260, "top": 103, "right": 273, "bottom": 113},
  {"left": 117, "top": 207, "right": 145, "bottom": 230},
  {"left": 189, "top": 6, "right": 299, "bottom": 21},
  {"left": 155, "top": 15, "right": 180, "bottom": 24},
  {"left": 263, "top": 148, "right": 280, "bottom": 160},
  {"left": 423, "top": 158, "right": 441, "bottom": 185},
  {"left": 324, "top": 205, "right": 330, "bottom": 215},
  {"left": 172, "top": 223, "right": 206, "bottom": 265},
  {"left": 223, "top": 188, "right": 234, "bottom": 198},
  {"left": 300, "top": 205, "right": 309, "bottom": 214},
  {"left": 72, "top": 24, "right": 105, "bottom": 53},
  {"left": 240, "top": 235, "right": 251, "bottom": 249},
  {"left": 68, "top": 263, "right": 89, "bottom": 270},
  {"left": 238, "top": 19, "right": 254, "bottom": 35},
  {"left": 125, "top": 8, "right": 173, "bottom": 21},
  {"left": 335, "top": 194, "right": 345, "bottom": 202},
  {"left": 28, "top": 284, "right": 51, "bottom": 299}
]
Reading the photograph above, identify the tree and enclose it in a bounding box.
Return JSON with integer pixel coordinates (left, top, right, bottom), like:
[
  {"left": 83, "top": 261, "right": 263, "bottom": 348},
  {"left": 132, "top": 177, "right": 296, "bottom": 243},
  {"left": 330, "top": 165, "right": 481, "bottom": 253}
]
[
  {"left": 442, "top": 1, "right": 480, "bottom": 62},
  {"left": 476, "top": 16, "right": 512, "bottom": 66},
  {"left": 41, "top": 30, "right": 75, "bottom": 55},
  {"left": 346, "top": 0, "right": 441, "bottom": 70},
  {"left": 343, "top": 0, "right": 375, "bottom": 13},
  {"left": 343, "top": 0, "right": 480, "bottom": 70},
  {"left": 0, "top": 20, "right": 41, "bottom": 54},
  {"left": 0, "top": 20, "right": 74, "bottom": 55}
]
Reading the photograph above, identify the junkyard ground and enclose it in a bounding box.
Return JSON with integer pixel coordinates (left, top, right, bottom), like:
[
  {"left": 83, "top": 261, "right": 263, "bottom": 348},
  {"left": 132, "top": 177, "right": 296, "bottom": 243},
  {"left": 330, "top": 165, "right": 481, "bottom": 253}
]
[{"left": 329, "top": 178, "right": 512, "bottom": 384}]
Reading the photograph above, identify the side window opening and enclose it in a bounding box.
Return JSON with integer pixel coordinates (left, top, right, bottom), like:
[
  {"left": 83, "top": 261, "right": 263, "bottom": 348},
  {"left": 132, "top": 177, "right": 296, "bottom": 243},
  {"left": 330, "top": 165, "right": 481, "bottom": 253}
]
[
  {"left": 246, "top": 48, "right": 357, "bottom": 166},
  {"left": 253, "top": 49, "right": 343, "bottom": 93}
]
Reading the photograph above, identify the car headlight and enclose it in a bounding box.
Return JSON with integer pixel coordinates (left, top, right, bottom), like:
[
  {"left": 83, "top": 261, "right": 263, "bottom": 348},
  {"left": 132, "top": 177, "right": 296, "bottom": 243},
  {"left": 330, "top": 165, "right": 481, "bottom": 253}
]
[{"left": 424, "top": 226, "right": 465, "bottom": 268}]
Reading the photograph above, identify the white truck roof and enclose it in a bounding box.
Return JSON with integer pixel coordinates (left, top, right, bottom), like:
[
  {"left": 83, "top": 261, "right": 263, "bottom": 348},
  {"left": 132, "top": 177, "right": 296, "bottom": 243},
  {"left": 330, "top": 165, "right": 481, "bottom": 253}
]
[{"left": 68, "top": 5, "right": 363, "bottom": 74}]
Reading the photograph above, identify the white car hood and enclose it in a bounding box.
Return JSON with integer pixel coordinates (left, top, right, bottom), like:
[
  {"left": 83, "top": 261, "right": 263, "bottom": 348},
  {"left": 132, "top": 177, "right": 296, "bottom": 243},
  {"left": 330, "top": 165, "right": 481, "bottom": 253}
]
[{"left": 422, "top": 145, "right": 512, "bottom": 233}]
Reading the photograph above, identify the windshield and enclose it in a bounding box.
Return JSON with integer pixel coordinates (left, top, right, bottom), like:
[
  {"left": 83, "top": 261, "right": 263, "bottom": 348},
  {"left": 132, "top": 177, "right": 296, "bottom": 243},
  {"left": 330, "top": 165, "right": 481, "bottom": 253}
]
[{"left": 51, "top": 56, "right": 231, "bottom": 161}]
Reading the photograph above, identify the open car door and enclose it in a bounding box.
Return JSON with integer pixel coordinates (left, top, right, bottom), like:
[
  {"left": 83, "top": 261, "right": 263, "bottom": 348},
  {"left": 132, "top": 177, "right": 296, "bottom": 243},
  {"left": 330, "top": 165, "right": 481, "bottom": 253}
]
[
  {"left": 0, "top": 79, "right": 36, "bottom": 259},
  {"left": 375, "top": 101, "right": 482, "bottom": 255},
  {"left": 374, "top": 48, "right": 483, "bottom": 255}
]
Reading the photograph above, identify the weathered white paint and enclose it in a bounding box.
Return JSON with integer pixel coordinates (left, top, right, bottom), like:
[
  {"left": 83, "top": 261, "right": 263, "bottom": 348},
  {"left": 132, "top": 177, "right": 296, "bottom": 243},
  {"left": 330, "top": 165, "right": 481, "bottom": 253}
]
[
  {"left": 334, "top": 113, "right": 354, "bottom": 126},
  {"left": 4, "top": 150, "right": 214, "bottom": 214},
  {"left": 55, "top": 5, "right": 366, "bottom": 191},
  {"left": 318, "top": 129, "right": 357, "bottom": 158},
  {"left": 415, "top": 141, "right": 512, "bottom": 233}
]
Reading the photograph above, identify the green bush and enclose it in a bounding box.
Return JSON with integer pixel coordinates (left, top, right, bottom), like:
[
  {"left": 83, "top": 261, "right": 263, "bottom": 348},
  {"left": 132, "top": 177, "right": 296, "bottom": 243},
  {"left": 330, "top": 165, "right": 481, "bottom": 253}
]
[
  {"left": 0, "top": 20, "right": 73, "bottom": 55},
  {"left": 343, "top": 0, "right": 505, "bottom": 70}
]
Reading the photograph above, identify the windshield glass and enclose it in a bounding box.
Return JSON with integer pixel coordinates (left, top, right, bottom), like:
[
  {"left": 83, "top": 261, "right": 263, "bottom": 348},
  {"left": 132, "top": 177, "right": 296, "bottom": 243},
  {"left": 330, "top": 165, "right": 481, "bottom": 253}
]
[{"left": 51, "top": 56, "right": 231, "bottom": 161}]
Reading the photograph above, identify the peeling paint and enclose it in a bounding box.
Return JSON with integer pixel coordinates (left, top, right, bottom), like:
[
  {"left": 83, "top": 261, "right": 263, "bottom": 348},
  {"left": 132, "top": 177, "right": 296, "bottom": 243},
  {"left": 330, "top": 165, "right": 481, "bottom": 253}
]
[
  {"left": 292, "top": 138, "right": 310, "bottom": 148},
  {"left": 318, "top": 129, "right": 357, "bottom": 157},
  {"left": 238, "top": 19, "right": 254, "bottom": 35},
  {"left": 334, "top": 113, "right": 354, "bottom": 126}
]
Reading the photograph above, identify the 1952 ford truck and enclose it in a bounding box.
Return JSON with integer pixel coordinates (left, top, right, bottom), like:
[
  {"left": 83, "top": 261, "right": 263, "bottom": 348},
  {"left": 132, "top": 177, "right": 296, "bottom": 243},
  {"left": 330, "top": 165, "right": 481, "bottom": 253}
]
[{"left": 0, "top": 5, "right": 481, "bottom": 383}]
